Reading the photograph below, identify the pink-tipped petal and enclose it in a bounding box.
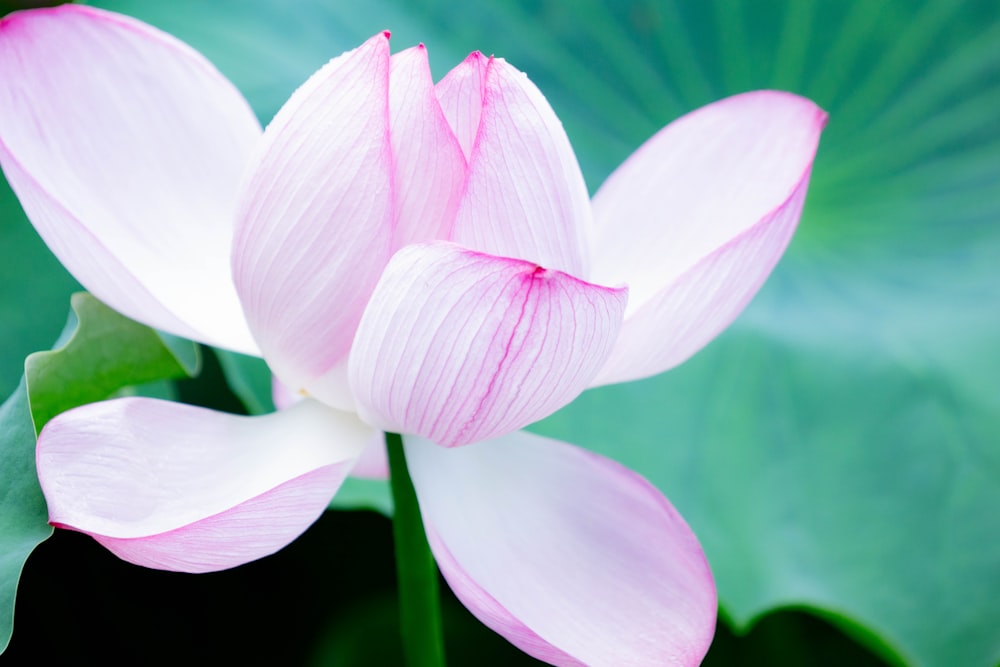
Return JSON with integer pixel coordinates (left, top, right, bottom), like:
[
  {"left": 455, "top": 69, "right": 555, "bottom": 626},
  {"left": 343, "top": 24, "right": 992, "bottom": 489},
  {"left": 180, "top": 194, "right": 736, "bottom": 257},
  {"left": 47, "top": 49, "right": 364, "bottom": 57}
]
[
  {"left": 389, "top": 45, "right": 467, "bottom": 247},
  {"left": 0, "top": 6, "right": 261, "bottom": 353},
  {"left": 406, "top": 431, "right": 717, "bottom": 666},
  {"left": 594, "top": 172, "right": 813, "bottom": 386},
  {"left": 449, "top": 57, "right": 592, "bottom": 276},
  {"left": 435, "top": 52, "right": 489, "bottom": 160},
  {"left": 349, "top": 242, "right": 627, "bottom": 447},
  {"left": 589, "top": 91, "right": 826, "bottom": 385},
  {"left": 233, "top": 32, "right": 394, "bottom": 409},
  {"left": 37, "top": 398, "right": 373, "bottom": 572}
]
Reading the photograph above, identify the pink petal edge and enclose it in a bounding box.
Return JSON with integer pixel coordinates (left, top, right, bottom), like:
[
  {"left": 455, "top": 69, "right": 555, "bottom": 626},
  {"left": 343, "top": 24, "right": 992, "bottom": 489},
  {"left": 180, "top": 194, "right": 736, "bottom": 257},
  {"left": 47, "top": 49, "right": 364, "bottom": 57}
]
[
  {"left": 435, "top": 51, "right": 489, "bottom": 161},
  {"left": 37, "top": 397, "right": 373, "bottom": 572},
  {"left": 388, "top": 45, "right": 467, "bottom": 248},
  {"left": 89, "top": 465, "right": 346, "bottom": 573}
]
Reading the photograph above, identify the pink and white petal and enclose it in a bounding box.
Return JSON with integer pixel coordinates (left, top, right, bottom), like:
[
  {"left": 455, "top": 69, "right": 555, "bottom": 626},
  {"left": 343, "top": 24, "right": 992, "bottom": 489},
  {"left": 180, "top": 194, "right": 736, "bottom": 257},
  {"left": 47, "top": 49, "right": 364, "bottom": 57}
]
[
  {"left": 389, "top": 45, "right": 467, "bottom": 247},
  {"left": 406, "top": 431, "right": 717, "bottom": 667},
  {"left": 435, "top": 52, "right": 489, "bottom": 161},
  {"left": 588, "top": 91, "right": 826, "bottom": 383},
  {"left": 592, "top": 172, "right": 812, "bottom": 386},
  {"left": 348, "top": 242, "right": 627, "bottom": 448},
  {"left": 92, "top": 466, "right": 342, "bottom": 573},
  {"left": 37, "top": 397, "right": 372, "bottom": 573},
  {"left": 271, "top": 375, "right": 386, "bottom": 479},
  {"left": 449, "top": 58, "right": 592, "bottom": 276},
  {"left": 232, "top": 32, "right": 394, "bottom": 410},
  {"left": 0, "top": 6, "right": 261, "bottom": 353},
  {"left": 351, "top": 431, "right": 389, "bottom": 480},
  {"left": 272, "top": 374, "right": 302, "bottom": 411}
]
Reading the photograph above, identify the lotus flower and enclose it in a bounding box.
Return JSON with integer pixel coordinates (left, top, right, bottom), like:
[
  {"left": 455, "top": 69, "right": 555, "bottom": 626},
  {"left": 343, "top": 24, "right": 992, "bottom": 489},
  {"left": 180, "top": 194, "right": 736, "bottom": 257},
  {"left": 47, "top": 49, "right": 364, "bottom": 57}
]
[{"left": 0, "top": 5, "right": 825, "bottom": 665}]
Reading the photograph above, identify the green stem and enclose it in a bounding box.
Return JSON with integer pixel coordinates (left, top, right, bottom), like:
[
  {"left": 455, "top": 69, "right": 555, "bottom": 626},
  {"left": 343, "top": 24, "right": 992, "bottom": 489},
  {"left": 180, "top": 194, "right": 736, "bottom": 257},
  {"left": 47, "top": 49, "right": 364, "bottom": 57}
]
[{"left": 386, "top": 432, "right": 447, "bottom": 667}]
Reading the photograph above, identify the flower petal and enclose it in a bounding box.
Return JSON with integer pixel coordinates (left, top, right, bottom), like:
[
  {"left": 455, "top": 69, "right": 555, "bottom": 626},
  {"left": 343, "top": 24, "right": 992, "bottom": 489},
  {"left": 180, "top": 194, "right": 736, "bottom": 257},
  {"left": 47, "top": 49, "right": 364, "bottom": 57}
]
[
  {"left": 37, "top": 398, "right": 372, "bottom": 572},
  {"left": 349, "top": 242, "right": 627, "bottom": 447},
  {"left": 0, "top": 5, "right": 261, "bottom": 353},
  {"left": 232, "top": 32, "right": 394, "bottom": 409},
  {"left": 406, "top": 431, "right": 717, "bottom": 666},
  {"left": 351, "top": 432, "right": 390, "bottom": 480},
  {"left": 588, "top": 91, "right": 826, "bottom": 385},
  {"left": 272, "top": 374, "right": 387, "bottom": 479},
  {"left": 435, "top": 52, "right": 488, "bottom": 161},
  {"left": 389, "top": 45, "right": 467, "bottom": 247},
  {"left": 595, "top": 172, "right": 814, "bottom": 386},
  {"left": 272, "top": 374, "right": 301, "bottom": 411},
  {"left": 447, "top": 57, "right": 592, "bottom": 276}
]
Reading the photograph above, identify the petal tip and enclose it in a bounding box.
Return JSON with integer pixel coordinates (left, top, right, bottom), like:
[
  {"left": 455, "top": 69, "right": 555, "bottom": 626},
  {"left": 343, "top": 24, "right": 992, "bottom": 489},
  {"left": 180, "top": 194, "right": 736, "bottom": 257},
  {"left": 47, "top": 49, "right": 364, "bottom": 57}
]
[
  {"left": 751, "top": 89, "right": 829, "bottom": 132},
  {"left": 817, "top": 107, "right": 830, "bottom": 129}
]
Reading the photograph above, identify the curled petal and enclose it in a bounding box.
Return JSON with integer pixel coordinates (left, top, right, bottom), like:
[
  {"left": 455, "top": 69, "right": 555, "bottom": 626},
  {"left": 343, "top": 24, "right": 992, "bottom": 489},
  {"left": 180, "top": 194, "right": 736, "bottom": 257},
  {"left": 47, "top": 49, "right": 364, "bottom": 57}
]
[
  {"left": 37, "top": 398, "right": 372, "bottom": 572},
  {"left": 233, "top": 32, "right": 394, "bottom": 409},
  {"left": 448, "top": 57, "right": 592, "bottom": 276},
  {"left": 406, "top": 432, "right": 717, "bottom": 666},
  {"left": 389, "top": 45, "right": 467, "bottom": 247},
  {"left": 588, "top": 91, "right": 826, "bottom": 385},
  {"left": 349, "top": 242, "right": 627, "bottom": 447},
  {"left": 0, "top": 5, "right": 261, "bottom": 353}
]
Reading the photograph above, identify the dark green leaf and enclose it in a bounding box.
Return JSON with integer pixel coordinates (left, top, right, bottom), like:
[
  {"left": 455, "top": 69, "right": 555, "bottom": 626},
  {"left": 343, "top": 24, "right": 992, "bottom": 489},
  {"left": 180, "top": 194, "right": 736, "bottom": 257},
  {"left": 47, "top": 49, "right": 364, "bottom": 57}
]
[
  {"left": 25, "top": 293, "right": 200, "bottom": 434},
  {"left": 0, "top": 381, "right": 52, "bottom": 654},
  {"left": 4, "top": 295, "right": 200, "bottom": 649},
  {"left": 1, "top": 292, "right": 204, "bottom": 654},
  {"left": 328, "top": 478, "right": 393, "bottom": 516}
]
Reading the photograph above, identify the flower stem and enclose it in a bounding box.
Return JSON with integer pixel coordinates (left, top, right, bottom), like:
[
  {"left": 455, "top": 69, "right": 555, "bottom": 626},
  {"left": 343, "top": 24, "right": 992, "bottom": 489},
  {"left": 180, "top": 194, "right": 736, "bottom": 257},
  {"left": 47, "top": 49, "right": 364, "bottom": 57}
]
[{"left": 386, "top": 432, "right": 447, "bottom": 667}]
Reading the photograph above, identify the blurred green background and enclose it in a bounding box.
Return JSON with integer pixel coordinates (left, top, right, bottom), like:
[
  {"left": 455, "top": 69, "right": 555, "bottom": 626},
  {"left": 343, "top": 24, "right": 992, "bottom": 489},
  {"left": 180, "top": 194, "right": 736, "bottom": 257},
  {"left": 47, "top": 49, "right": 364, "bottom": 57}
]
[{"left": 1, "top": 0, "right": 998, "bottom": 665}]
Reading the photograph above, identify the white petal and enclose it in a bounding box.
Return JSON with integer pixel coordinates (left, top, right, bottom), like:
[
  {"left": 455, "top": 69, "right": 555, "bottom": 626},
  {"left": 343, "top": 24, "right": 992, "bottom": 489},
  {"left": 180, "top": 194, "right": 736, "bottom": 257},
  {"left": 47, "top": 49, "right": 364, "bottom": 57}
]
[
  {"left": 389, "top": 45, "right": 467, "bottom": 247},
  {"left": 232, "top": 33, "right": 394, "bottom": 408},
  {"left": 0, "top": 6, "right": 261, "bottom": 352},
  {"left": 37, "top": 398, "right": 372, "bottom": 572},
  {"left": 588, "top": 91, "right": 826, "bottom": 384},
  {"left": 407, "top": 432, "right": 717, "bottom": 666},
  {"left": 448, "top": 57, "right": 592, "bottom": 276}
]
